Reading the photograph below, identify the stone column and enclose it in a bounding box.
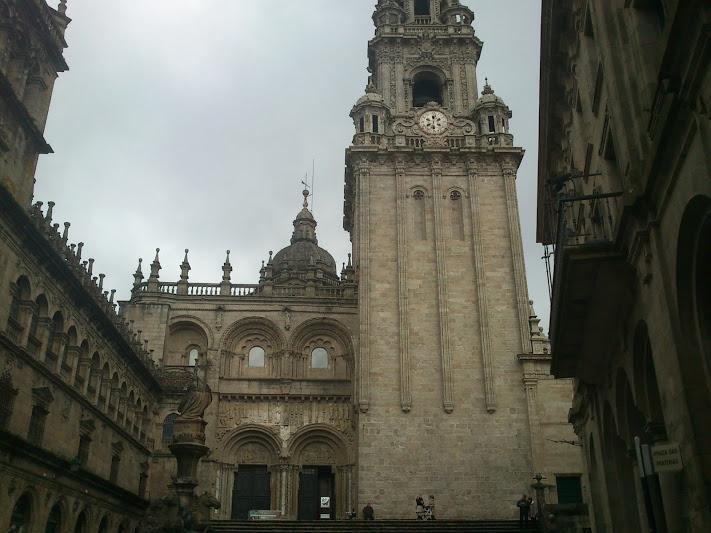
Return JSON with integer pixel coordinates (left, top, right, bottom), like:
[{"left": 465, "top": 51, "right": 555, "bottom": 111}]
[
  {"left": 431, "top": 157, "right": 454, "bottom": 413},
  {"left": 523, "top": 377, "right": 543, "bottom": 473},
  {"left": 467, "top": 163, "right": 496, "bottom": 412},
  {"left": 356, "top": 162, "right": 371, "bottom": 413},
  {"left": 395, "top": 158, "right": 412, "bottom": 412},
  {"left": 502, "top": 167, "right": 531, "bottom": 353}
]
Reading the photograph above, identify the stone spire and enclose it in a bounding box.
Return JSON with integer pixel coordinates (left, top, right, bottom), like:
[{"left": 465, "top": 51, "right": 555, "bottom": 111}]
[
  {"left": 180, "top": 249, "right": 191, "bottom": 281},
  {"left": 58, "top": 0, "right": 67, "bottom": 14},
  {"left": 220, "top": 250, "right": 232, "bottom": 296},
  {"left": 147, "top": 248, "right": 161, "bottom": 292},
  {"left": 133, "top": 258, "right": 144, "bottom": 288},
  {"left": 177, "top": 249, "right": 191, "bottom": 295}
]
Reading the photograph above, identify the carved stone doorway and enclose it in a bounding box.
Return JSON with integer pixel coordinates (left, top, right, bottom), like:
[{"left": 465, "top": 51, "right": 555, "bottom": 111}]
[
  {"left": 231, "top": 465, "right": 270, "bottom": 519},
  {"left": 297, "top": 465, "right": 334, "bottom": 520}
]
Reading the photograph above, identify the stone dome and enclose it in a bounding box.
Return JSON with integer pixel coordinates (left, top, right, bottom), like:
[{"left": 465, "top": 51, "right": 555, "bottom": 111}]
[
  {"left": 270, "top": 191, "right": 338, "bottom": 281},
  {"left": 354, "top": 80, "right": 386, "bottom": 108},
  {"left": 473, "top": 80, "right": 508, "bottom": 109}
]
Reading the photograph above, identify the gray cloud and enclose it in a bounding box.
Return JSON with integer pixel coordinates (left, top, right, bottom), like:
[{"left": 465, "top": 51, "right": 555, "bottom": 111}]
[{"left": 36, "top": 0, "right": 549, "bottom": 328}]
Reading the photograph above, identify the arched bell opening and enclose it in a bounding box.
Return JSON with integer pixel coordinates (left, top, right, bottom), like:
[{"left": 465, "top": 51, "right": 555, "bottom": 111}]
[{"left": 412, "top": 71, "right": 443, "bottom": 107}]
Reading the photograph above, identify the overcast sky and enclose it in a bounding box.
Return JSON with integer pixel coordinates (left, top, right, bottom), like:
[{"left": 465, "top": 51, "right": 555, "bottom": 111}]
[{"left": 36, "top": 0, "right": 549, "bottom": 329}]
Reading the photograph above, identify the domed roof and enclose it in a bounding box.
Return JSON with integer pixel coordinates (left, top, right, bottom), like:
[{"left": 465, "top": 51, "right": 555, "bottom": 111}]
[
  {"left": 270, "top": 190, "right": 338, "bottom": 281},
  {"left": 473, "top": 79, "right": 508, "bottom": 108},
  {"left": 354, "top": 80, "right": 386, "bottom": 107}
]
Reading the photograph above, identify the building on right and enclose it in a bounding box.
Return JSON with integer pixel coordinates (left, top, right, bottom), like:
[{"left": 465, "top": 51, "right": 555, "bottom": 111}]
[{"left": 537, "top": 1, "right": 710, "bottom": 532}]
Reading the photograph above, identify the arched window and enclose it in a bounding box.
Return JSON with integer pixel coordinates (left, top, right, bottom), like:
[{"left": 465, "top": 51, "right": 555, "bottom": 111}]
[
  {"left": 45, "top": 504, "right": 62, "bottom": 533},
  {"left": 311, "top": 347, "right": 329, "bottom": 369},
  {"left": 248, "top": 346, "right": 265, "bottom": 368},
  {"left": 10, "top": 494, "right": 32, "bottom": 533},
  {"left": 413, "top": 189, "right": 427, "bottom": 240},
  {"left": 188, "top": 348, "right": 199, "bottom": 366},
  {"left": 449, "top": 190, "right": 464, "bottom": 240},
  {"left": 97, "top": 517, "right": 108, "bottom": 533},
  {"left": 74, "top": 512, "right": 87, "bottom": 533},
  {"left": 162, "top": 413, "right": 178, "bottom": 446},
  {"left": 412, "top": 71, "right": 443, "bottom": 107}
]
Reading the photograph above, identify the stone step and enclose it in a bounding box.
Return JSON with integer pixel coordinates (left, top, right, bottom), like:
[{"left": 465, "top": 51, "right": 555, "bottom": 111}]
[{"left": 210, "top": 520, "right": 538, "bottom": 533}]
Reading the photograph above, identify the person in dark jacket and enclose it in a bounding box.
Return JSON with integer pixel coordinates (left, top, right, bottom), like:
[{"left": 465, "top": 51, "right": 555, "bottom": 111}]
[
  {"left": 517, "top": 494, "right": 531, "bottom": 528},
  {"left": 363, "top": 502, "right": 375, "bottom": 520}
]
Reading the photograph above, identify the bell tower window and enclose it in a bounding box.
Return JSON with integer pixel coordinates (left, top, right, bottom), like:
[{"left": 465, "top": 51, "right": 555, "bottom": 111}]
[
  {"left": 488, "top": 116, "right": 496, "bottom": 133},
  {"left": 414, "top": 0, "right": 430, "bottom": 16},
  {"left": 359, "top": 116, "right": 365, "bottom": 133},
  {"left": 372, "top": 115, "right": 379, "bottom": 133},
  {"left": 413, "top": 71, "right": 443, "bottom": 107}
]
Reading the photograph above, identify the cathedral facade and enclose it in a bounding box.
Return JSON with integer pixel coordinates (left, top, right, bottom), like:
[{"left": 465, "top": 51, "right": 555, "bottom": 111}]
[
  {"left": 122, "top": 0, "right": 583, "bottom": 521},
  {"left": 1, "top": 0, "right": 585, "bottom": 528}
]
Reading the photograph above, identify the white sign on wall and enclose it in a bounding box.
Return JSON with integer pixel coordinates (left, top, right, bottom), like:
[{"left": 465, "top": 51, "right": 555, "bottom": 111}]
[
  {"left": 651, "top": 443, "right": 683, "bottom": 472},
  {"left": 320, "top": 497, "right": 331, "bottom": 507}
]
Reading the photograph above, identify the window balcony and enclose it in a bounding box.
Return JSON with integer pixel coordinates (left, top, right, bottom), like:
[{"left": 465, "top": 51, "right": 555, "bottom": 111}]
[{"left": 549, "top": 192, "right": 634, "bottom": 382}]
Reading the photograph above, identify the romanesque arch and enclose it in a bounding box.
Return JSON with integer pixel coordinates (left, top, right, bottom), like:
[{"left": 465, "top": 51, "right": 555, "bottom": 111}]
[
  {"left": 216, "top": 424, "right": 283, "bottom": 520},
  {"left": 164, "top": 320, "right": 210, "bottom": 367},
  {"left": 287, "top": 423, "right": 352, "bottom": 466},
  {"left": 288, "top": 318, "right": 354, "bottom": 380},
  {"left": 220, "top": 317, "right": 285, "bottom": 378}
]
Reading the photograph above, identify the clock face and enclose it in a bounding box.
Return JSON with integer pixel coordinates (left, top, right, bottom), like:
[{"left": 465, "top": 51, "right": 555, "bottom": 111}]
[{"left": 419, "top": 110, "right": 448, "bottom": 135}]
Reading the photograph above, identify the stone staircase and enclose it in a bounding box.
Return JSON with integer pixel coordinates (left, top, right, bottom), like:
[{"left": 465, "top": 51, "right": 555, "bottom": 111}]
[{"left": 211, "top": 520, "right": 538, "bottom": 532}]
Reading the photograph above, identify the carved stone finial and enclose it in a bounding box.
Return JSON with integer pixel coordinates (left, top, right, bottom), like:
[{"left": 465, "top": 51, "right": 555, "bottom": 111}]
[
  {"left": 58, "top": 0, "right": 68, "bottom": 14},
  {"left": 302, "top": 188, "right": 310, "bottom": 208},
  {"left": 482, "top": 78, "right": 495, "bottom": 95}
]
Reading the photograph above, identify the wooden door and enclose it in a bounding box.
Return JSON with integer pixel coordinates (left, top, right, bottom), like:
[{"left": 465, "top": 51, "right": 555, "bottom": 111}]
[{"left": 231, "top": 465, "right": 271, "bottom": 519}]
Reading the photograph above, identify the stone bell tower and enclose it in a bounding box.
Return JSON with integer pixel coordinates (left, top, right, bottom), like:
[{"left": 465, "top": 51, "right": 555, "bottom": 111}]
[{"left": 344, "top": 0, "right": 535, "bottom": 519}]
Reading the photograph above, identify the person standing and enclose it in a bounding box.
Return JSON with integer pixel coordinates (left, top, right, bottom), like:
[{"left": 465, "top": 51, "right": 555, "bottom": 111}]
[
  {"left": 517, "top": 494, "right": 530, "bottom": 528},
  {"left": 416, "top": 496, "right": 425, "bottom": 519},
  {"left": 362, "top": 502, "right": 375, "bottom": 520}
]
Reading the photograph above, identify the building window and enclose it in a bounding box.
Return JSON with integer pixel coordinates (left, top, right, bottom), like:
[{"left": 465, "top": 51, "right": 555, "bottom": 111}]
[
  {"left": 0, "top": 370, "right": 18, "bottom": 430},
  {"left": 592, "top": 63, "right": 604, "bottom": 115},
  {"left": 372, "top": 114, "right": 379, "bottom": 133},
  {"left": 248, "top": 346, "right": 265, "bottom": 368},
  {"left": 162, "top": 413, "right": 178, "bottom": 446},
  {"left": 74, "top": 513, "right": 87, "bottom": 533},
  {"left": 139, "top": 472, "right": 148, "bottom": 498},
  {"left": 188, "top": 348, "right": 199, "bottom": 366},
  {"left": 556, "top": 475, "right": 584, "bottom": 504},
  {"left": 10, "top": 494, "right": 32, "bottom": 533},
  {"left": 583, "top": 3, "right": 595, "bottom": 38},
  {"left": 413, "top": 189, "right": 427, "bottom": 240},
  {"left": 78, "top": 434, "right": 91, "bottom": 466},
  {"left": 110, "top": 454, "right": 121, "bottom": 483},
  {"left": 311, "top": 347, "right": 329, "bottom": 369},
  {"left": 45, "top": 505, "right": 62, "bottom": 533},
  {"left": 27, "top": 405, "right": 48, "bottom": 446},
  {"left": 487, "top": 116, "right": 496, "bottom": 133},
  {"left": 412, "top": 71, "right": 442, "bottom": 107},
  {"left": 414, "top": 0, "right": 430, "bottom": 16},
  {"left": 359, "top": 116, "right": 365, "bottom": 133},
  {"left": 449, "top": 190, "right": 464, "bottom": 240},
  {"left": 583, "top": 143, "right": 594, "bottom": 181}
]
